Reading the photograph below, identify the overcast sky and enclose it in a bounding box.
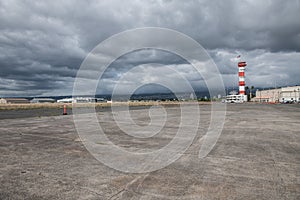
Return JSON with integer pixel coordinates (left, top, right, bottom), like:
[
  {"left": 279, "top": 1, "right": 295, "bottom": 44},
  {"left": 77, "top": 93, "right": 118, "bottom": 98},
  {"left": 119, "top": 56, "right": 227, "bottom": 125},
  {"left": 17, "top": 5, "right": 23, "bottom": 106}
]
[{"left": 0, "top": 0, "right": 299, "bottom": 97}]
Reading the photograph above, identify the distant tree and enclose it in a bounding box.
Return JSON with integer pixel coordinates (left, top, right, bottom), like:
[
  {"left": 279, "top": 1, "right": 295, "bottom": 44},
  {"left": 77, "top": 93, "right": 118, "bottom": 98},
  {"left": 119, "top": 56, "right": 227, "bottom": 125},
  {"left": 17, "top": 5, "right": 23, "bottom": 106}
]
[
  {"left": 245, "top": 86, "right": 250, "bottom": 101},
  {"left": 250, "top": 86, "right": 254, "bottom": 99},
  {"left": 245, "top": 86, "right": 249, "bottom": 94}
]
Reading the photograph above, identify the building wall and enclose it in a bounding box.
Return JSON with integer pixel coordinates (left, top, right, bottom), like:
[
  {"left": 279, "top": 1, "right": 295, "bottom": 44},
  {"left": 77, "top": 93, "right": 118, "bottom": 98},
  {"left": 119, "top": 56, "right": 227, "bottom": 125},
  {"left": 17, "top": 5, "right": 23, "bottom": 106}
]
[
  {"left": 0, "top": 98, "right": 7, "bottom": 104},
  {"left": 255, "top": 86, "right": 300, "bottom": 103},
  {"left": 4, "top": 98, "right": 30, "bottom": 104},
  {"left": 225, "top": 94, "right": 247, "bottom": 103},
  {"left": 30, "top": 98, "right": 55, "bottom": 103},
  {"left": 281, "top": 86, "right": 300, "bottom": 102},
  {"left": 255, "top": 88, "right": 281, "bottom": 102}
]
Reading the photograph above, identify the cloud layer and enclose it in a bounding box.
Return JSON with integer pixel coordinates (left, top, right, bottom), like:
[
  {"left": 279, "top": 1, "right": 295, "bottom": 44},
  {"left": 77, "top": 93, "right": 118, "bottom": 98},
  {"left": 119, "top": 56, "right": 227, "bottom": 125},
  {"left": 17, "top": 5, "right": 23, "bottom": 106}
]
[{"left": 0, "top": 0, "right": 299, "bottom": 96}]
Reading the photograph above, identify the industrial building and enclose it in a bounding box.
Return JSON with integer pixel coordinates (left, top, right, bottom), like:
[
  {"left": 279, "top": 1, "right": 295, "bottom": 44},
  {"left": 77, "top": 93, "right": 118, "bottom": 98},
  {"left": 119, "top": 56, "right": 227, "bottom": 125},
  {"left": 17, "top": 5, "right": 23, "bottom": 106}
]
[
  {"left": 0, "top": 98, "right": 30, "bottom": 104},
  {"left": 57, "top": 97, "right": 107, "bottom": 103},
  {"left": 253, "top": 86, "right": 300, "bottom": 103},
  {"left": 57, "top": 98, "right": 74, "bottom": 103},
  {"left": 30, "top": 98, "right": 56, "bottom": 103},
  {"left": 0, "top": 98, "right": 6, "bottom": 104},
  {"left": 57, "top": 97, "right": 95, "bottom": 103},
  {"left": 225, "top": 94, "right": 247, "bottom": 103}
]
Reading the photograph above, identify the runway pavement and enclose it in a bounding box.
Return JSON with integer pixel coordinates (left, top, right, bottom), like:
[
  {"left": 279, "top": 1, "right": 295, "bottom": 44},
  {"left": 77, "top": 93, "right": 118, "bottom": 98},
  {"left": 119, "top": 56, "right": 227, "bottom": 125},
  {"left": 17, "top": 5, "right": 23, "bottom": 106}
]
[{"left": 0, "top": 104, "right": 299, "bottom": 199}]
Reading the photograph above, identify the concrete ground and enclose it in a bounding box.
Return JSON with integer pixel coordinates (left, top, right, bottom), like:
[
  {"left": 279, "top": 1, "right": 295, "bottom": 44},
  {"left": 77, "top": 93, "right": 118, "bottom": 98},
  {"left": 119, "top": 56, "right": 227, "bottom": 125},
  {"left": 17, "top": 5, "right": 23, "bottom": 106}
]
[{"left": 0, "top": 104, "right": 299, "bottom": 199}]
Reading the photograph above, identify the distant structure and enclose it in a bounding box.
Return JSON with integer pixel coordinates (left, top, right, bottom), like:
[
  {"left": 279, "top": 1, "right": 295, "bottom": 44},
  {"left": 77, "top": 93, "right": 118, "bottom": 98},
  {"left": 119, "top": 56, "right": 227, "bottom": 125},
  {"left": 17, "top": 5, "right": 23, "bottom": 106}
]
[
  {"left": 57, "top": 98, "right": 74, "bottom": 103},
  {"left": 30, "top": 98, "right": 55, "bottom": 103},
  {"left": 225, "top": 94, "right": 247, "bottom": 103},
  {"left": 189, "top": 93, "right": 195, "bottom": 100},
  {"left": 0, "top": 98, "right": 6, "bottom": 104},
  {"left": 253, "top": 86, "right": 300, "bottom": 103},
  {"left": 225, "top": 59, "right": 248, "bottom": 103},
  {"left": 238, "top": 61, "right": 247, "bottom": 96},
  {"left": 0, "top": 98, "right": 30, "bottom": 104},
  {"left": 57, "top": 97, "right": 107, "bottom": 103},
  {"left": 229, "top": 90, "right": 238, "bottom": 95}
]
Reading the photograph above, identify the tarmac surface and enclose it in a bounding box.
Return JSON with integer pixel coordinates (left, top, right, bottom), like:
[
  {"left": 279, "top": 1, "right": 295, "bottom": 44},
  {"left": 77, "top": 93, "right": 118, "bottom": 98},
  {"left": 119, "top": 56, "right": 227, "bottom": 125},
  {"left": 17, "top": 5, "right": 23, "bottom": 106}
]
[
  {"left": 0, "top": 105, "right": 152, "bottom": 120},
  {"left": 0, "top": 104, "right": 299, "bottom": 199}
]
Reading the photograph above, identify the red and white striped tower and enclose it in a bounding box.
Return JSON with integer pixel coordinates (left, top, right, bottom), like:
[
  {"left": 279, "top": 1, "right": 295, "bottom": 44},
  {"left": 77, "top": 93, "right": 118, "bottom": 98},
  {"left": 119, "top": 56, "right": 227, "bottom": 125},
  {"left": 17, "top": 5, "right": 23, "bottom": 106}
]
[{"left": 238, "top": 61, "right": 247, "bottom": 95}]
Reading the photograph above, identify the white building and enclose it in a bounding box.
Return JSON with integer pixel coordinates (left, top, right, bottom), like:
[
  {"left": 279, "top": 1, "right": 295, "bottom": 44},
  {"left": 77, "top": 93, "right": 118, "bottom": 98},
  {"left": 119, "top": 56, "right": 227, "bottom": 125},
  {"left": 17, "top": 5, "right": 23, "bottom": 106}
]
[
  {"left": 225, "top": 94, "right": 248, "bottom": 103},
  {"left": 57, "top": 98, "right": 75, "bottom": 103},
  {"left": 254, "top": 86, "right": 300, "bottom": 103},
  {"left": 224, "top": 90, "right": 247, "bottom": 103},
  {"left": 57, "top": 97, "right": 106, "bottom": 103},
  {"left": 0, "top": 98, "right": 7, "bottom": 104}
]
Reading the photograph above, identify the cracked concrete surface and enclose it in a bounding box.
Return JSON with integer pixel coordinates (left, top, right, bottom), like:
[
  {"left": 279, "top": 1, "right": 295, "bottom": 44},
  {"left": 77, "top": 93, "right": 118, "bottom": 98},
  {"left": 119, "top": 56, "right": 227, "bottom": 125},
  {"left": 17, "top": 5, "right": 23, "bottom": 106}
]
[{"left": 0, "top": 104, "right": 299, "bottom": 199}]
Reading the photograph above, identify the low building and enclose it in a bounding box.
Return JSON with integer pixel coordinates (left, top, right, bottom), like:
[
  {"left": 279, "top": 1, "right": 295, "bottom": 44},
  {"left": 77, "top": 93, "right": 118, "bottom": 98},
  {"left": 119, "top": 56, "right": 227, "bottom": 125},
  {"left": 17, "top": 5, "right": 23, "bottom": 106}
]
[
  {"left": 253, "top": 86, "right": 300, "bottom": 103},
  {"left": 30, "top": 98, "right": 56, "bottom": 103},
  {"left": 57, "top": 97, "right": 105, "bottom": 103},
  {"left": 281, "top": 86, "right": 300, "bottom": 103},
  {"left": 225, "top": 94, "right": 247, "bottom": 103},
  {"left": 0, "top": 98, "right": 7, "bottom": 104},
  {"left": 254, "top": 88, "right": 281, "bottom": 103},
  {"left": 57, "top": 98, "right": 75, "bottom": 103},
  {"left": 224, "top": 90, "right": 247, "bottom": 103},
  {"left": 96, "top": 98, "right": 107, "bottom": 102},
  {"left": 75, "top": 97, "right": 96, "bottom": 103},
  {"left": 4, "top": 98, "right": 30, "bottom": 104}
]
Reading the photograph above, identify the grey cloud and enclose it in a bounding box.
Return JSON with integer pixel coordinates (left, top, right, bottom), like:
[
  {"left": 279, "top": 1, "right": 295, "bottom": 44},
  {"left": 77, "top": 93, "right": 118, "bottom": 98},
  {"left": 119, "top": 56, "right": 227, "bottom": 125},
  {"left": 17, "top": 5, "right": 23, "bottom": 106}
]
[{"left": 0, "top": 0, "right": 299, "bottom": 96}]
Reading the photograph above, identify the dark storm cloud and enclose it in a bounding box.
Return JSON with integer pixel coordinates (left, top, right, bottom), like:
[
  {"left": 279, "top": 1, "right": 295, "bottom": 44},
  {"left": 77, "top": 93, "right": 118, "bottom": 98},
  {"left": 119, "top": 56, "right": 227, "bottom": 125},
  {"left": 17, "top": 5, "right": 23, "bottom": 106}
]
[
  {"left": 0, "top": 0, "right": 299, "bottom": 96},
  {"left": 101, "top": 49, "right": 189, "bottom": 79}
]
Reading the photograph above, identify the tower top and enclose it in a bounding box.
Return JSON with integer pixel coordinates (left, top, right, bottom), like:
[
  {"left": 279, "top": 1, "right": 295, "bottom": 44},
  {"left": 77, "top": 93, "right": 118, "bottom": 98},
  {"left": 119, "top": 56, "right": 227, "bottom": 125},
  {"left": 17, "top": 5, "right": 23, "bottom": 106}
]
[{"left": 238, "top": 62, "right": 247, "bottom": 67}]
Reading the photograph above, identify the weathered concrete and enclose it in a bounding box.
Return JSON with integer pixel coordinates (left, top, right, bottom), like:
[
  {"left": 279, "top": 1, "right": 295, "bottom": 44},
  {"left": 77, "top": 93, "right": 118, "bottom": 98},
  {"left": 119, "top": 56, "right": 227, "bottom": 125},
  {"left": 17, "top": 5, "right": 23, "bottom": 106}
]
[{"left": 0, "top": 104, "right": 299, "bottom": 199}]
